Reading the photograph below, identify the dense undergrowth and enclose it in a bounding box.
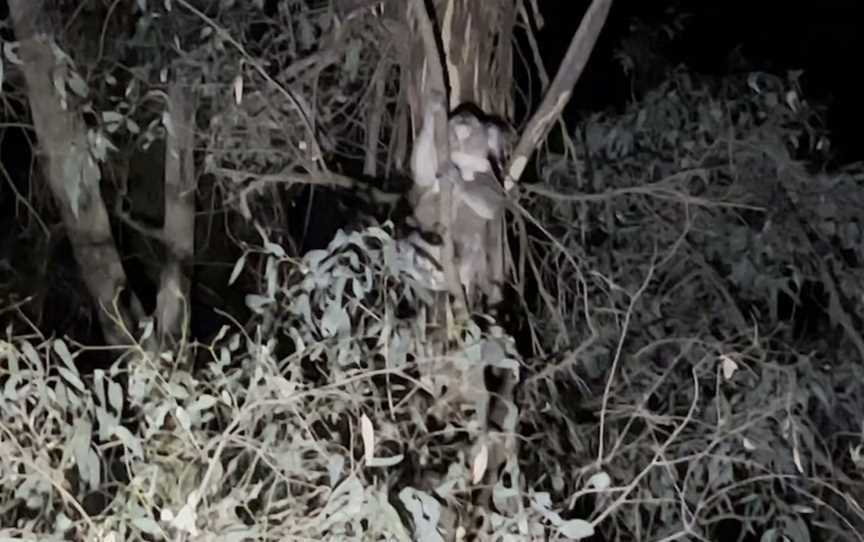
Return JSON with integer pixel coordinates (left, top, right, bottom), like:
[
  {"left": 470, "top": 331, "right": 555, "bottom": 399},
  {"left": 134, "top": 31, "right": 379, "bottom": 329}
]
[{"left": 2, "top": 69, "right": 863, "bottom": 541}]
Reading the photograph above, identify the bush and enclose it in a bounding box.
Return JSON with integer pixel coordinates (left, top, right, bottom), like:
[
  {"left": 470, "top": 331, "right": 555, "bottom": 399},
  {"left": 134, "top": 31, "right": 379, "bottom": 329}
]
[{"left": 2, "top": 68, "right": 862, "bottom": 541}]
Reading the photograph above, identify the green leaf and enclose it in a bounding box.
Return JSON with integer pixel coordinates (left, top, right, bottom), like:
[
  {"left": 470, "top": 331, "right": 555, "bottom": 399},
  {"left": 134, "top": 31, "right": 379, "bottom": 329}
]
[
  {"left": 102, "top": 111, "right": 124, "bottom": 123},
  {"left": 559, "top": 518, "right": 595, "bottom": 540},
  {"left": 58, "top": 367, "right": 86, "bottom": 394},
  {"left": 67, "top": 72, "right": 89, "bottom": 98},
  {"left": 131, "top": 516, "right": 162, "bottom": 536},
  {"left": 108, "top": 380, "right": 124, "bottom": 413},
  {"left": 189, "top": 394, "right": 217, "bottom": 413},
  {"left": 228, "top": 252, "right": 247, "bottom": 286},
  {"left": 70, "top": 419, "right": 100, "bottom": 490},
  {"left": 52, "top": 339, "right": 75, "bottom": 372},
  {"left": 175, "top": 406, "right": 192, "bottom": 432},
  {"left": 20, "top": 340, "right": 42, "bottom": 368},
  {"left": 111, "top": 425, "right": 144, "bottom": 458}
]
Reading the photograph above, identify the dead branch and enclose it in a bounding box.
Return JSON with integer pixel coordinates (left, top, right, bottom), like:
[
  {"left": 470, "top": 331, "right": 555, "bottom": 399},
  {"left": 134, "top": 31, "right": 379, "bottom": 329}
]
[
  {"left": 215, "top": 166, "right": 402, "bottom": 207},
  {"left": 505, "top": 0, "right": 614, "bottom": 189}
]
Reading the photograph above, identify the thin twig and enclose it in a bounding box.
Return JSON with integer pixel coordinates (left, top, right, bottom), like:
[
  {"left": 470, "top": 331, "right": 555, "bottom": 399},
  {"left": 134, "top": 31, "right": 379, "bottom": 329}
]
[{"left": 597, "top": 248, "right": 657, "bottom": 464}]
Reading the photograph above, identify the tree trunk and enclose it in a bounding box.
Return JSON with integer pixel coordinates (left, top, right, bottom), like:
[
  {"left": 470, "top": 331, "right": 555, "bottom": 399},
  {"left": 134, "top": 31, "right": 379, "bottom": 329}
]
[
  {"left": 397, "top": 0, "right": 521, "bottom": 531},
  {"left": 156, "top": 83, "right": 197, "bottom": 358},
  {"left": 427, "top": 0, "right": 516, "bottom": 306},
  {"left": 8, "top": 0, "right": 141, "bottom": 347},
  {"left": 437, "top": 0, "right": 516, "bottom": 116}
]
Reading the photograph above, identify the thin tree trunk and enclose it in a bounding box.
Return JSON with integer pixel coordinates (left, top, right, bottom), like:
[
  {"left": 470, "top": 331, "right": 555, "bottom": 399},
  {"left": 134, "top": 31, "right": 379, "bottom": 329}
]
[
  {"left": 8, "top": 0, "right": 141, "bottom": 346},
  {"left": 156, "top": 83, "right": 197, "bottom": 358}
]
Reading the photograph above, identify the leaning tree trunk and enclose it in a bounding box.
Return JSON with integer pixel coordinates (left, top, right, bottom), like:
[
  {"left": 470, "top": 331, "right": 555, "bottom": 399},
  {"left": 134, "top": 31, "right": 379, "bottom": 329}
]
[{"left": 8, "top": 0, "right": 142, "bottom": 347}]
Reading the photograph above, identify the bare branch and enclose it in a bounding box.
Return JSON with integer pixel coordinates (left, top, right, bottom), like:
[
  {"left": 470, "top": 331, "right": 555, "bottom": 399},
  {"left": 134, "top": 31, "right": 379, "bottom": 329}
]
[
  {"left": 214, "top": 166, "right": 402, "bottom": 206},
  {"left": 505, "top": 0, "right": 614, "bottom": 188}
]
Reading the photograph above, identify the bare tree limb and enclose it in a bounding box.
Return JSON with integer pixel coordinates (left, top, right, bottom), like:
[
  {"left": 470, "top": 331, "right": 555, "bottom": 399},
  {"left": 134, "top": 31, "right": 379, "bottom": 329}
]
[
  {"left": 505, "top": 0, "right": 614, "bottom": 189},
  {"left": 215, "top": 166, "right": 402, "bottom": 206},
  {"left": 517, "top": 0, "right": 551, "bottom": 91}
]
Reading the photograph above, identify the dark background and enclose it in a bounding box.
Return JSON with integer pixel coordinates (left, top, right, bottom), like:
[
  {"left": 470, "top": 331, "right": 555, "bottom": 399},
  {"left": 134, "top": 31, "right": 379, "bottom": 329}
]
[{"left": 533, "top": 0, "right": 863, "bottom": 165}]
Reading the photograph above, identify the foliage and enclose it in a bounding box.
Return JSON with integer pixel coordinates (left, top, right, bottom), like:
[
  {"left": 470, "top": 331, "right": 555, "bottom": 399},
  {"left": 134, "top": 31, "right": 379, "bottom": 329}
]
[
  {"left": 514, "top": 68, "right": 864, "bottom": 540},
  {"left": 1, "top": 225, "right": 575, "bottom": 540},
  {"left": 2, "top": 0, "right": 864, "bottom": 539}
]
